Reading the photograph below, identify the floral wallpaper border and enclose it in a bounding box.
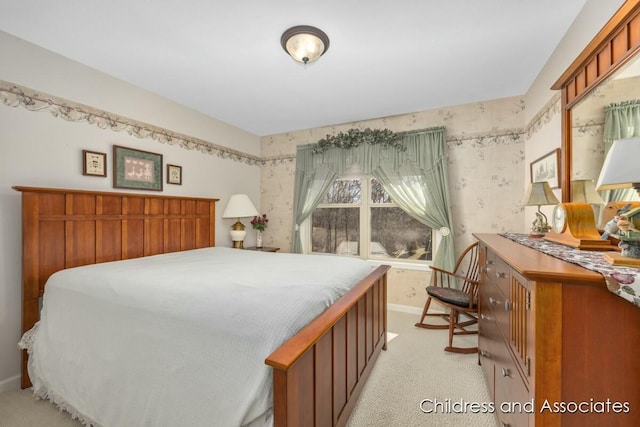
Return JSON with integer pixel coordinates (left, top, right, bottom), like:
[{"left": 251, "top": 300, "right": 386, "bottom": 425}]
[
  {"left": 0, "top": 81, "right": 261, "bottom": 165},
  {"left": 1, "top": 80, "right": 561, "bottom": 166}
]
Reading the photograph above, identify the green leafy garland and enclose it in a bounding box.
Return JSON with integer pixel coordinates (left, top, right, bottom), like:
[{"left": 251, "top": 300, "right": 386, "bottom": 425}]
[{"left": 311, "top": 128, "right": 405, "bottom": 154}]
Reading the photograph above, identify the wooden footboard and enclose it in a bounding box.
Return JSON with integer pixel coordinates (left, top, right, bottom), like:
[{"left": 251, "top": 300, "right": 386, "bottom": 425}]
[{"left": 266, "top": 265, "right": 389, "bottom": 427}]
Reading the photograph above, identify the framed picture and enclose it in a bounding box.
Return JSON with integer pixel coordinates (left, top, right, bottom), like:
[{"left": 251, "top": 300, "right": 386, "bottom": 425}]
[
  {"left": 530, "top": 148, "right": 561, "bottom": 189},
  {"left": 82, "top": 150, "right": 107, "bottom": 177},
  {"left": 167, "top": 164, "right": 182, "bottom": 185},
  {"left": 113, "top": 145, "right": 163, "bottom": 191}
]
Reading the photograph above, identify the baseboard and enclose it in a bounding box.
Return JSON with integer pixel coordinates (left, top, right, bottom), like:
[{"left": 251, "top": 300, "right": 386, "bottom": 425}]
[
  {"left": 0, "top": 375, "right": 20, "bottom": 393},
  {"left": 388, "top": 303, "right": 447, "bottom": 316}
]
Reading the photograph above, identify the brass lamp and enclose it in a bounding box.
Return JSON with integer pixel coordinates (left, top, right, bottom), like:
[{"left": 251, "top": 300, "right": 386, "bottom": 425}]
[
  {"left": 222, "top": 194, "right": 259, "bottom": 249},
  {"left": 523, "top": 181, "right": 560, "bottom": 237}
]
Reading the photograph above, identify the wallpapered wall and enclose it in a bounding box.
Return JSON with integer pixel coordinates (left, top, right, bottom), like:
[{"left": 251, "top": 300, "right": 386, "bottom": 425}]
[{"left": 259, "top": 96, "right": 533, "bottom": 308}]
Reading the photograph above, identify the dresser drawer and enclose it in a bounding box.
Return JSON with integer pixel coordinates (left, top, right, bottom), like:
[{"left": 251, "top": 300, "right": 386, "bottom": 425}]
[
  {"left": 494, "top": 339, "right": 531, "bottom": 427},
  {"left": 485, "top": 249, "right": 511, "bottom": 296},
  {"left": 482, "top": 276, "right": 510, "bottom": 340}
]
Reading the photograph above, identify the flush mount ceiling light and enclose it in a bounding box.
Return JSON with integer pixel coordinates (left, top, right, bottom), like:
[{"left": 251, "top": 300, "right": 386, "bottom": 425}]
[{"left": 281, "top": 25, "right": 330, "bottom": 64}]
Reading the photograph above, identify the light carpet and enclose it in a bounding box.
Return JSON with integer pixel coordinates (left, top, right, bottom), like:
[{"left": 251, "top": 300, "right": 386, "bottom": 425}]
[{"left": 0, "top": 310, "right": 497, "bottom": 427}]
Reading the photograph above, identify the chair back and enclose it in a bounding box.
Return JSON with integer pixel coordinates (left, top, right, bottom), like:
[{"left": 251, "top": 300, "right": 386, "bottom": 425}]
[{"left": 453, "top": 242, "right": 480, "bottom": 295}]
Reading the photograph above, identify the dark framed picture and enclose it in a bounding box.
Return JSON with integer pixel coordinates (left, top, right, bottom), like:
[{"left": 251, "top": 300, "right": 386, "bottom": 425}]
[
  {"left": 167, "top": 164, "right": 182, "bottom": 185},
  {"left": 82, "top": 150, "right": 107, "bottom": 177},
  {"left": 113, "top": 145, "right": 163, "bottom": 191},
  {"left": 530, "top": 148, "right": 561, "bottom": 189}
]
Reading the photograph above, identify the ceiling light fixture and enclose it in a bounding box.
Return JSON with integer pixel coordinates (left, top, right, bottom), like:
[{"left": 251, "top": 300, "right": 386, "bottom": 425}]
[{"left": 281, "top": 25, "right": 330, "bottom": 64}]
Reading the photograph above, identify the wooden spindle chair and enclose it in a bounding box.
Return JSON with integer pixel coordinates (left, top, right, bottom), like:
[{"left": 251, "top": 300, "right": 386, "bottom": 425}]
[{"left": 415, "top": 241, "right": 480, "bottom": 353}]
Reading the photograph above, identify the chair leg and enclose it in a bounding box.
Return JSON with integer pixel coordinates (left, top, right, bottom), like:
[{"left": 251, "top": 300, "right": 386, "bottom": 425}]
[
  {"left": 414, "top": 297, "right": 449, "bottom": 329},
  {"left": 444, "top": 309, "right": 479, "bottom": 354}
]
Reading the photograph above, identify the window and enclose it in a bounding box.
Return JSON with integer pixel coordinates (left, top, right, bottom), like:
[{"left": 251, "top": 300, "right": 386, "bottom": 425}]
[{"left": 311, "top": 177, "right": 434, "bottom": 263}]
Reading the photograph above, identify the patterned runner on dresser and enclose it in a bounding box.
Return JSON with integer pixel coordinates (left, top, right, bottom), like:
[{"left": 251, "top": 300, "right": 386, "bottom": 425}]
[{"left": 499, "top": 232, "right": 640, "bottom": 308}]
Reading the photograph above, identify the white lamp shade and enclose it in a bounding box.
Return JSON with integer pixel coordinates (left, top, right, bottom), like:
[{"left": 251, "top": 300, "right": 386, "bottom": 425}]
[
  {"left": 596, "top": 137, "right": 640, "bottom": 191},
  {"left": 222, "top": 194, "right": 258, "bottom": 218}
]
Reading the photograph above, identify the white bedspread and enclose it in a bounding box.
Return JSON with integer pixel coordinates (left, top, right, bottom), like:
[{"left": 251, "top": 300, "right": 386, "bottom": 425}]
[{"left": 20, "top": 248, "right": 373, "bottom": 427}]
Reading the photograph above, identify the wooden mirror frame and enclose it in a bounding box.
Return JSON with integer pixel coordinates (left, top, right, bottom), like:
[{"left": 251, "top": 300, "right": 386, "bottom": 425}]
[{"left": 552, "top": 0, "right": 640, "bottom": 202}]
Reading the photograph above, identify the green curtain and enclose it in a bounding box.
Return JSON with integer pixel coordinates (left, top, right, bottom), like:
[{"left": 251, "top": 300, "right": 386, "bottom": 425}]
[
  {"left": 291, "top": 126, "right": 455, "bottom": 271},
  {"left": 602, "top": 100, "right": 640, "bottom": 202}
]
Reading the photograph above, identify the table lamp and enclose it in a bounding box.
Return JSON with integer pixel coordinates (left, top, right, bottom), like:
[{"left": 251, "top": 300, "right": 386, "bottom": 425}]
[
  {"left": 596, "top": 137, "right": 640, "bottom": 198},
  {"left": 596, "top": 137, "right": 640, "bottom": 265},
  {"left": 523, "top": 181, "right": 560, "bottom": 237},
  {"left": 222, "top": 194, "right": 258, "bottom": 248}
]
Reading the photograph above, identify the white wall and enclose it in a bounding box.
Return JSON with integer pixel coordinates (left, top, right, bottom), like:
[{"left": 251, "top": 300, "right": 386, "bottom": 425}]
[{"left": 0, "top": 32, "right": 261, "bottom": 391}]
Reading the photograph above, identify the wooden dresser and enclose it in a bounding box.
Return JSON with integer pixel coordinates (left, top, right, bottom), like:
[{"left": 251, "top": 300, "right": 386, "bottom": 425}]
[{"left": 474, "top": 233, "right": 640, "bottom": 427}]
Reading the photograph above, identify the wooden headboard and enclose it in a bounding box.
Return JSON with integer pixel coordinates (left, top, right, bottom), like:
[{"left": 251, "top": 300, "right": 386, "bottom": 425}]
[{"left": 13, "top": 186, "right": 218, "bottom": 388}]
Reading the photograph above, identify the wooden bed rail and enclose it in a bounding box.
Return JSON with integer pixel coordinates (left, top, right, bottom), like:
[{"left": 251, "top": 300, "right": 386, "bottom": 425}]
[{"left": 266, "top": 265, "right": 390, "bottom": 427}]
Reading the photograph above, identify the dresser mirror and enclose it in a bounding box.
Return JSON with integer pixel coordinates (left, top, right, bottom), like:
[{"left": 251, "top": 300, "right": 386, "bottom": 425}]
[{"left": 555, "top": 1, "right": 640, "bottom": 217}]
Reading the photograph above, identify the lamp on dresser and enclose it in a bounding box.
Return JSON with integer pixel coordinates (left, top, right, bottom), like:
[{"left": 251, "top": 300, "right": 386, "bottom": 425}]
[
  {"left": 222, "top": 194, "right": 259, "bottom": 249},
  {"left": 523, "top": 181, "right": 559, "bottom": 237},
  {"left": 596, "top": 137, "right": 640, "bottom": 265}
]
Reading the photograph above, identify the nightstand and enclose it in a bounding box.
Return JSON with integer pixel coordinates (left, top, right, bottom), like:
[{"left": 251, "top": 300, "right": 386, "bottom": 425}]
[{"left": 243, "top": 246, "right": 280, "bottom": 252}]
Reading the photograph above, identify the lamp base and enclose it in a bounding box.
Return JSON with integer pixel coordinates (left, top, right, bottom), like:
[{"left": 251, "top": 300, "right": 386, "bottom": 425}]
[
  {"left": 528, "top": 233, "right": 545, "bottom": 238},
  {"left": 603, "top": 251, "right": 640, "bottom": 267},
  {"left": 229, "top": 219, "right": 246, "bottom": 249}
]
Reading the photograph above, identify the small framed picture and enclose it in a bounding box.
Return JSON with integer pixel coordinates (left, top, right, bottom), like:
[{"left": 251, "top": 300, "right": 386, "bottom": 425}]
[
  {"left": 167, "top": 164, "right": 182, "bottom": 185},
  {"left": 83, "top": 150, "right": 107, "bottom": 177},
  {"left": 113, "top": 145, "right": 163, "bottom": 191},
  {"left": 530, "top": 148, "right": 561, "bottom": 189}
]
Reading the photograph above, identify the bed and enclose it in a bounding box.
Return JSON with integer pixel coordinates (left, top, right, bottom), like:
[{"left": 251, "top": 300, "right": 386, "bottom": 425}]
[{"left": 14, "top": 186, "right": 390, "bottom": 427}]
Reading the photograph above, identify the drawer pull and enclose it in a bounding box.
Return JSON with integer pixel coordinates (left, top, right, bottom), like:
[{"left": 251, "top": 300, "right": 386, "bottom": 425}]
[
  {"left": 480, "top": 313, "right": 489, "bottom": 320},
  {"left": 489, "top": 297, "right": 498, "bottom": 305},
  {"left": 496, "top": 271, "right": 507, "bottom": 279},
  {"left": 486, "top": 259, "right": 494, "bottom": 265},
  {"left": 501, "top": 367, "right": 512, "bottom": 378},
  {"left": 504, "top": 300, "right": 513, "bottom": 311},
  {"left": 480, "top": 349, "right": 490, "bottom": 358},
  {"left": 501, "top": 423, "right": 511, "bottom": 427}
]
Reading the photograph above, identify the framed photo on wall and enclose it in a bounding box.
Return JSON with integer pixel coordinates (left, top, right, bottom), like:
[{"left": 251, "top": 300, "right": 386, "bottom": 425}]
[
  {"left": 530, "top": 148, "right": 561, "bottom": 189},
  {"left": 82, "top": 150, "right": 107, "bottom": 177},
  {"left": 167, "top": 164, "right": 182, "bottom": 185},
  {"left": 113, "top": 145, "right": 163, "bottom": 191}
]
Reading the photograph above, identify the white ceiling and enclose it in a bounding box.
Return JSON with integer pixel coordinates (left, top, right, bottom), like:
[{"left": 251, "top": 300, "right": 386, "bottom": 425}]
[{"left": 0, "top": 0, "right": 587, "bottom": 136}]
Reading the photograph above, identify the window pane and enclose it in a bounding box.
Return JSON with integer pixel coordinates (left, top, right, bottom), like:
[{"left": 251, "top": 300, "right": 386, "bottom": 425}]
[
  {"left": 321, "top": 179, "right": 361, "bottom": 204},
  {"left": 370, "top": 207, "right": 432, "bottom": 260},
  {"left": 312, "top": 207, "right": 360, "bottom": 255},
  {"left": 370, "top": 178, "right": 392, "bottom": 204}
]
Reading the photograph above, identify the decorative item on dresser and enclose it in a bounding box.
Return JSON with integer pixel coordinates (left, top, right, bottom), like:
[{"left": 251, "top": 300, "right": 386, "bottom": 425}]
[
  {"left": 522, "top": 181, "right": 560, "bottom": 237},
  {"left": 222, "top": 194, "right": 259, "bottom": 249},
  {"left": 475, "top": 233, "right": 640, "bottom": 427},
  {"left": 414, "top": 242, "right": 480, "bottom": 353},
  {"left": 544, "top": 202, "right": 615, "bottom": 251}
]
